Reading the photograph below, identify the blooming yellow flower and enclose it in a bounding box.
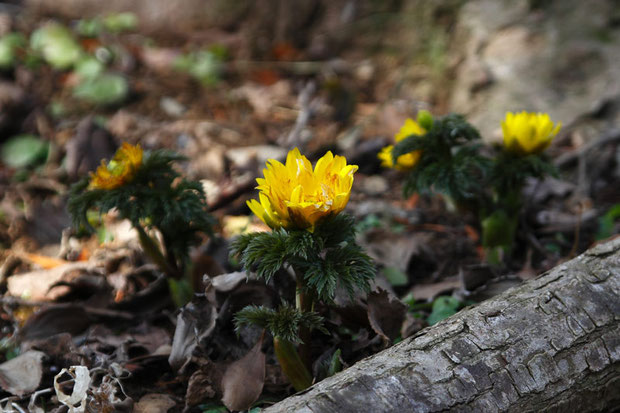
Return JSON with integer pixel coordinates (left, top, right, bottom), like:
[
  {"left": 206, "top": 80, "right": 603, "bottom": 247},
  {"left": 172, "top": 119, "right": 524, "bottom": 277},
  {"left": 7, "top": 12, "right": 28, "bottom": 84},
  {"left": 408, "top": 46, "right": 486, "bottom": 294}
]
[
  {"left": 501, "top": 111, "right": 561, "bottom": 156},
  {"left": 89, "top": 142, "right": 143, "bottom": 190},
  {"left": 378, "top": 118, "right": 425, "bottom": 171},
  {"left": 247, "top": 148, "right": 358, "bottom": 231}
]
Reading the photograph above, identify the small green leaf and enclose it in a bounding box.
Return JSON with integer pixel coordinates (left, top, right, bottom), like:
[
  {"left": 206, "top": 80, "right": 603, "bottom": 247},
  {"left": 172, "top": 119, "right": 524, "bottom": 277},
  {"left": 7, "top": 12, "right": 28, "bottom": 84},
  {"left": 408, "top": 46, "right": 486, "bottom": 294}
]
[
  {"left": 0, "top": 33, "right": 26, "bottom": 69},
  {"left": 596, "top": 204, "right": 620, "bottom": 240},
  {"left": 72, "top": 73, "right": 128, "bottom": 105},
  {"left": 427, "top": 296, "right": 461, "bottom": 325},
  {"left": 326, "top": 348, "right": 343, "bottom": 377},
  {"left": 174, "top": 50, "right": 223, "bottom": 86},
  {"left": 30, "top": 23, "right": 83, "bottom": 69},
  {"left": 382, "top": 266, "right": 408, "bottom": 287},
  {"left": 47, "top": 100, "right": 67, "bottom": 119},
  {"left": 103, "top": 12, "right": 138, "bottom": 33},
  {"left": 76, "top": 18, "right": 103, "bottom": 37},
  {"left": 1, "top": 134, "right": 49, "bottom": 168},
  {"left": 199, "top": 404, "right": 228, "bottom": 413},
  {"left": 168, "top": 278, "right": 193, "bottom": 307},
  {"left": 74, "top": 56, "right": 105, "bottom": 79},
  {"left": 416, "top": 109, "right": 434, "bottom": 130}
]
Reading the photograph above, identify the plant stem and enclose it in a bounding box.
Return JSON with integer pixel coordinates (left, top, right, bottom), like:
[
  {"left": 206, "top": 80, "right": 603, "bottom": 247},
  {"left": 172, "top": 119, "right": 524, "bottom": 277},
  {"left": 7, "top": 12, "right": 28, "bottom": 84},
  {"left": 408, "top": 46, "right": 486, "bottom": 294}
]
[
  {"left": 136, "top": 225, "right": 180, "bottom": 279},
  {"left": 294, "top": 268, "right": 312, "bottom": 371},
  {"left": 273, "top": 337, "right": 313, "bottom": 392}
]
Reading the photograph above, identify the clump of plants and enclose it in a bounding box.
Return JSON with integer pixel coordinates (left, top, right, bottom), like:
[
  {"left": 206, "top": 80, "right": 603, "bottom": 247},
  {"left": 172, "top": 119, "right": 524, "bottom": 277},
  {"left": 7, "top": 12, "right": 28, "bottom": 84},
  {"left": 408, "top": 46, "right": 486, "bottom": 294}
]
[
  {"left": 381, "top": 110, "right": 561, "bottom": 262},
  {"left": 231, "top": 148, "right": 375, "bottom": 391},
  {"left": 68, "top": 143, "right": 214, "bottom": 305},
  {"left": 0, "top": 17, "right": 134, "bottom": 105}
]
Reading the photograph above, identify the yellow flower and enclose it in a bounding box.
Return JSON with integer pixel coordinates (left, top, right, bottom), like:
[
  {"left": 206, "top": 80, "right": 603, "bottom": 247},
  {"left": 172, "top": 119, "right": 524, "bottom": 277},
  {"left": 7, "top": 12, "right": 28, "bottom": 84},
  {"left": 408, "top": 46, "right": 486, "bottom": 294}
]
[
  {"left": 378, "top": 118, "right": 425, "bottom": 171},
  {"left": 247, "top": 148, "right": 358, "bottom": 231},
  {"left": 501, "top": 111, "right": 561, "bottom": 156},
  {"left": 89, "top": 142, "right": 143, "bottom": 190}
]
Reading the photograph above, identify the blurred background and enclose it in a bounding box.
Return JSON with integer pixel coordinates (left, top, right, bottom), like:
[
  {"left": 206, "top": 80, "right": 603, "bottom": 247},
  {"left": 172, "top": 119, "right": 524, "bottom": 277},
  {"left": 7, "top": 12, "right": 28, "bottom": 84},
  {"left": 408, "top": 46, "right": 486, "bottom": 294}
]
[
  {"left": 0, "top": 0, "right": 618, "bottom": 288},
  {"left": 1, "top": 0, "right": 619, "bottom": 300}
]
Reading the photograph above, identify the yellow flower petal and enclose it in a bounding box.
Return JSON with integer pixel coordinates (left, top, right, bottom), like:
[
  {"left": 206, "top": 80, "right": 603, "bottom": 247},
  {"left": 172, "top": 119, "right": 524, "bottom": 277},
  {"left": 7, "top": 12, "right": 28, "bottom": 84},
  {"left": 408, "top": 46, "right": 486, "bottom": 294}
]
[
  {"left": 378, "top": 117, "right": 427, "bottom": 171},
  {"left": 247, "top": 148, "right": 358, "bottom": 231},
  {"left": 501, "top": 111, "right": 561, "bottom": 156},
  {"left": 89, "top": 143, "right": 143, "bottom": 190}
]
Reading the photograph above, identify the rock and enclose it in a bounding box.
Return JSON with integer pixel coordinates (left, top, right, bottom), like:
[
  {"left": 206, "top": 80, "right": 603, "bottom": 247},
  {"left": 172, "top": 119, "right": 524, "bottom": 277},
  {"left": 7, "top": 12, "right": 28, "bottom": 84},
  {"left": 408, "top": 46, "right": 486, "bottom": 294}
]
[
  {"left": 449, "top": 0, "right": 620, "bottom": 141},
  {"left": 233, "top": 80, "right": 292, "bottom": 119},
  {"left": 226, "top": 145, "right": 287, "bottom": 170},
  {"left": 159, "top": 97, "right": 187, "bottom": 117},
  {"left": 190, "top": 144, "right": 226, "bottom": 180},
  {"left": 353, "top": 60, "right": 375, "bottom": 83},
  {"left": 360, "top": 175, "right": 389, "bottom": 196}
]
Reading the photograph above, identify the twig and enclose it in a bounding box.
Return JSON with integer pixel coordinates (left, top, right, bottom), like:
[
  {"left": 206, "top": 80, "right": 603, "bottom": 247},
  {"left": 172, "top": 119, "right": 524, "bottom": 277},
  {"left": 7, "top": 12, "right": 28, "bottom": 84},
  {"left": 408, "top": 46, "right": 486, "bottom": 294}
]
[
  {"left": 555, "top": 128, "right": 620, "bottom": 167},
  {"left": 28, "top": 388, "right": 53, "bottom": 412},
  {"left": 281, "top": 81, "right": 317, "bottom": 151}
]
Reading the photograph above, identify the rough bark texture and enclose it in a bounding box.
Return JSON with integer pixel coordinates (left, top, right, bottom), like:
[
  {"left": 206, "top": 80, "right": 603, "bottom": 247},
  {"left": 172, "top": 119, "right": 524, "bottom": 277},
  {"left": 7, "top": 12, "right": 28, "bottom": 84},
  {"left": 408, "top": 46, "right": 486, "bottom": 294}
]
[{"left": 265, "top": 238, "right": 620, "bottom": 413}]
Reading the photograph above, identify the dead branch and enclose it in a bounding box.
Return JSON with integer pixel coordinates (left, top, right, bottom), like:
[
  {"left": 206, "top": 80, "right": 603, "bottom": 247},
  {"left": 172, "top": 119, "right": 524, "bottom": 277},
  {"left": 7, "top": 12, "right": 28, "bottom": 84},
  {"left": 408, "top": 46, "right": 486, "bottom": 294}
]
[{"left": 265, "top": 238, "right": 620, "bottom": 413}]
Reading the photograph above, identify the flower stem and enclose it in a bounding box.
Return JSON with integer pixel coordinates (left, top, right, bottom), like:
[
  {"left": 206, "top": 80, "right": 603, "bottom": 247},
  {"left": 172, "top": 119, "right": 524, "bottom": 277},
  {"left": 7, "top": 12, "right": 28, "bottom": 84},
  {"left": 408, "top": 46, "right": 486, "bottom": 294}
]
[
  {"left": 273, "top": 337, "right": 313, "bottom": 392},
  {"left": 294, "top": 269, "right": 312, "bottom": 371},
  {"left": 136, "top": 225, "right": 180, "bottom": 279}
]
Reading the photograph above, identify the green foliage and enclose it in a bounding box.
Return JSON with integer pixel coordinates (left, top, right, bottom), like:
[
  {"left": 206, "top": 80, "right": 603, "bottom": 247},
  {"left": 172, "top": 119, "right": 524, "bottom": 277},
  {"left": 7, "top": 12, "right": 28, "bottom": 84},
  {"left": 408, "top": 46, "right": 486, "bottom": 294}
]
[
  {"left": 596, "top": 204, "right": 620, "bottom": 240},
  {"left": 393, "top": 113, "right": 489, "bottom": 200},
  {"left": 382, "top": 266, "right": 408, "bottom": 287},
  {"left": 0, "top": 337, "right": 20, "bottom": 360},
  {"left": 481, "top": 209, "right": 518, "bottom": 249},
  {"left": 30, "top": 23, "right": 84, "bottom": 70},
  {"left": 316, "top": 348, "right": 343, "bottom": 380},
  {"left": 77, "top": 12, "right": 138, "bottom": 37},
  {"left": 74, "top": 56, "right": 105, "bottom": 79},
  {"left": 168, "top": 278, "right": 194, "bottom": 308},
  {"left": 427, "top": 296, "right": 462, "bottom": 325},
  {"left": 102, "top": 12, "right": 138, "bottom": 33},
  {"left": 174, "top": 48, "right": 226, "bottom": 86},
  {"left": 76, "top": 18, "right": 103, "bottom": 38},
  {"left": 68, "top": 148, "right": 214, "bottom": 277},
  {"left": 390, "top": 111, "right": 559, "bottom": 258},
  {"left": 1, "top": 134, "right": 49, "bottom": 169},
  {"left": 231, "top": 214, "right": 375, "bottom": 302},
  {"left": 72, "top": 72, "right": 129, "bottom": 105},
  {"left": 490, "top": 151, "right": 558, "bottom": 200},
  {"left": 234, "top": 301, "right": 327, "bottom": 343},
  {"left": 0, "top": 33, "right": 26, "bottom": 69}
]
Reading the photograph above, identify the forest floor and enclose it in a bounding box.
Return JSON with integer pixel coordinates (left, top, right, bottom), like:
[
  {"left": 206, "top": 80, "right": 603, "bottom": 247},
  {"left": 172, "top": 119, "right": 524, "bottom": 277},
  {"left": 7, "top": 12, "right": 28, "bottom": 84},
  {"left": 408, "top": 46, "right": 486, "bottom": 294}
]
[{"left": 0, "top": 2, "right": 618, "bottom": 412}]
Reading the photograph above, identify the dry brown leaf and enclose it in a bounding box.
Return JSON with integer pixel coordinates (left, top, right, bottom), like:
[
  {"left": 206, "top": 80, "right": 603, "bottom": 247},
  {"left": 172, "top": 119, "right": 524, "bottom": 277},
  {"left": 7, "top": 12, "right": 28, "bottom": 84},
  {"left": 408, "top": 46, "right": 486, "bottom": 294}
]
[
  {"left": 410, "top": 277, "right": 462, "bottom": 301},
  {"left": 367, "top": 288, "right": 407, "bottom": 345},
  {"left": 184, "top": 360, "right": 226, "bottom": 407},
  {"left": 168, "top": 300, "right": 218, "bottom": 372},
  {"left": 19, "top": 304, "right": 133, "bottom": 341},
  {"left": 0, "top": 350, "right": 45, "bottom": 396},
  {"left": 7, "top": 262, "right": 92, "bottom": 301},
  {"left": 221, "top": 334, "right": 265, "bottom": 412},
  {"left": 210, "top": 271, "right": 247, "bottom": 293}
]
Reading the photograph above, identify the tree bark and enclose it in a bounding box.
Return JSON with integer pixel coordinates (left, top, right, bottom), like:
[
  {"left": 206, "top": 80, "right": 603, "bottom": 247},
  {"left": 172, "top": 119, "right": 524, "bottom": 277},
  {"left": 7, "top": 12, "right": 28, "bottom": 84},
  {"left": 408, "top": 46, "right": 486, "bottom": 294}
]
[{"left": 265, "top": 238, "right": 620, "bottom": 413}]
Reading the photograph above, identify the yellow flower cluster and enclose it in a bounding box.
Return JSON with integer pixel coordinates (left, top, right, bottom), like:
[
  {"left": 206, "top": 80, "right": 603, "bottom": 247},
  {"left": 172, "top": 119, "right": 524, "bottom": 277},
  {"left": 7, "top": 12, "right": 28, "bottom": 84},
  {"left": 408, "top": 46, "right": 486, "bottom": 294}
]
[
  {"left": 502, "top": 111, "right": 561, "bottom": 156},
  {"left": 89, "top": 142, "right": 143, "bottom": 190},
  {"left": 378, "top": 118, "right": 425, "bottom": 171},
  {"left": 248, "top": 148, "right": 358, "bottom": 231}
]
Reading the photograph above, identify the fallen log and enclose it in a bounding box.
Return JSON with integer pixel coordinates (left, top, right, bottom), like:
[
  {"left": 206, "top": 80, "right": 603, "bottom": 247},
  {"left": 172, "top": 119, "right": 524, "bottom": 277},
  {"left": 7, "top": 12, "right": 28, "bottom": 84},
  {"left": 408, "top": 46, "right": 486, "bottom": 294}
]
[{"left": 265, "top": 238, "right": 620, "bottom": 412}]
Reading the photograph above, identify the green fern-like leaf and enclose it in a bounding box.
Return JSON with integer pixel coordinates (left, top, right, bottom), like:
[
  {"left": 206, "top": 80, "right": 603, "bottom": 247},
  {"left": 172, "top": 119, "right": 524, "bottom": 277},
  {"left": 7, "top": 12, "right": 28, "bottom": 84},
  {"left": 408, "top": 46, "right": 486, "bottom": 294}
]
[
  {"left": 234, "top": 301, "right": 327, "bottom": 343},
  {"left": 67, "top": 148, "right": 213, "bottom": 276},
  {"left": 232, "top": 214, "right": 375, "bottom": 303}
]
